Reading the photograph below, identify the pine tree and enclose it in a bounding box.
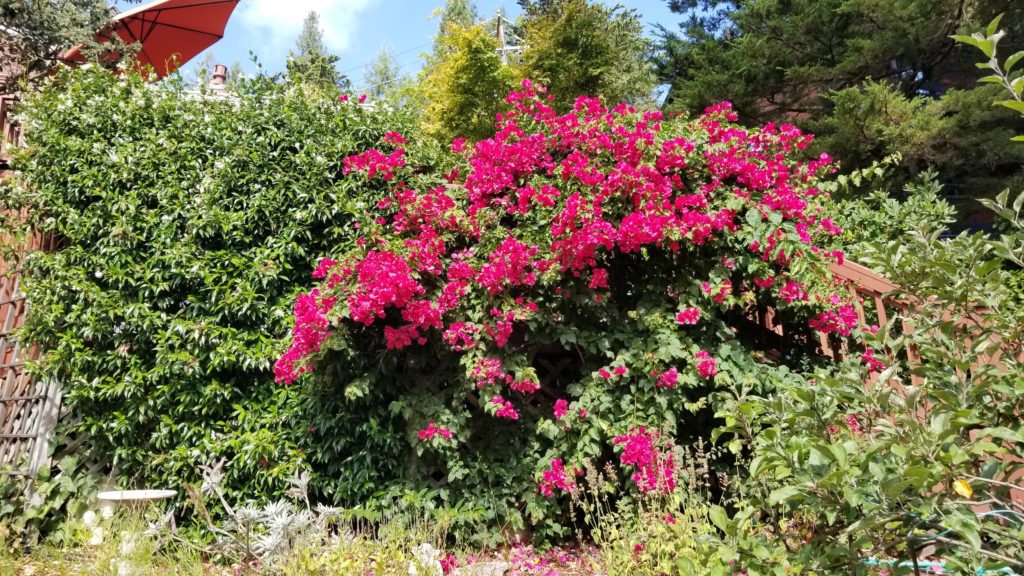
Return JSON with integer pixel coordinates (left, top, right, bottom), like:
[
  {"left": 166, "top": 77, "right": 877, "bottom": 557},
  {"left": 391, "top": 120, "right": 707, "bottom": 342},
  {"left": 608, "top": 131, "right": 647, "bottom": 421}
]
[
  {"left": 285, "top": 11, "right": 350, "bottom": 92},
  {"left": 656, "top": 0, "right": 1024, "bottom": 204}
]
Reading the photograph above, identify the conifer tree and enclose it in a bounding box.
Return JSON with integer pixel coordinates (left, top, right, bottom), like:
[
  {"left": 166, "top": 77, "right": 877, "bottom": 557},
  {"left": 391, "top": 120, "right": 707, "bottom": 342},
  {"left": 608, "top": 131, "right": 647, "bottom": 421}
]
[
  {"left": 286, "top": 11, "right": 350, "bottom": 92},
  {"left": 656, "top": 0, "right": 1024, "bottom": 203},
  {"left": 517, "top": 0, "right": 655, "bottom": 111},
  {"left": 362, "top": 45, "right": 405, "bottom": 102}
]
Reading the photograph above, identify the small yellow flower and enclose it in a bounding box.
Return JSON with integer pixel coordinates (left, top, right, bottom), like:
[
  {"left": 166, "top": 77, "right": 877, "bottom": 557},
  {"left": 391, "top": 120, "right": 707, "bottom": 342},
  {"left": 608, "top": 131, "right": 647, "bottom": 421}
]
[{"left": 953, "top": 479, "right": 973, "bottom": 499}]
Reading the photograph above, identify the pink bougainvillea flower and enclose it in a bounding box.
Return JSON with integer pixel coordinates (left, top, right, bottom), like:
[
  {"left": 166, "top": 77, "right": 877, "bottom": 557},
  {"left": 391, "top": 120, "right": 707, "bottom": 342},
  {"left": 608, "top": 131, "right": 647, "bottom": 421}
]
[
  {"left": 809, "top": 304, "right": 858, "bottom": 336},
  {"left": 861, "top": 348, "right": 886, "bottom": 373},
  {"left": 845, "top": 414, "right": 864, "bottom": 436},
  {"left": 656, "top": 367, "right": 679, "bottom": 389},
  {"left": 538, "top": 458, "right": 577, "bottom": 497},
  {"left": 675, "top": 307, "right": 701, "bottom": 325},
  {"left": 417, "top": 422, "right": 453, "bottom": 441},
  {"left": 383, "top": 131, "right": 407, "bottom": 146},
  {"left": 779, "top": 280, "right": 808, "bottom": 303},
  {"left": 492, "top": 397, "right": 520, "bottom": 420},
  {"left": 695, "top": 350, "right": 718, "bottom": 378},
  {"left": 553, "top": 399, "right": 568, "bottom": 420},
  {"left": 613, "top": 426, "right": 676, "bottom": 493}
]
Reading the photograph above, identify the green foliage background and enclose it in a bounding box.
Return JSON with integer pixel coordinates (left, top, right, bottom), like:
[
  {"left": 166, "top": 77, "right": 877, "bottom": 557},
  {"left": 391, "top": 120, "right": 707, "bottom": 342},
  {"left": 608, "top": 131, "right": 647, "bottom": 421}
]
[
  {"left": 656, "top": 0, "right": 1024, "bottom": 207},
  {"left": 0, "top": 67, "right": 442, "bottom": 505}
]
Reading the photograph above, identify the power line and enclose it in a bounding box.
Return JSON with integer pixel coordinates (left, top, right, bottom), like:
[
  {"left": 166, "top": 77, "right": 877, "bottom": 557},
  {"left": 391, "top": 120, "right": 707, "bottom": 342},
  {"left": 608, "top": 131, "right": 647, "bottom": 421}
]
[{"left": 338, "top": 40, "right": 433, "bottom": 76}]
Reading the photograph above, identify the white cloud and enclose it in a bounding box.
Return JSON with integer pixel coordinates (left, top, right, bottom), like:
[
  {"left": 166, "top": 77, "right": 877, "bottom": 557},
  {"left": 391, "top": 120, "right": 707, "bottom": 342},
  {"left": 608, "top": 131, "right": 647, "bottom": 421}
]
[{"left": 238, "top": 0, "right": 376, "bottom": 55}]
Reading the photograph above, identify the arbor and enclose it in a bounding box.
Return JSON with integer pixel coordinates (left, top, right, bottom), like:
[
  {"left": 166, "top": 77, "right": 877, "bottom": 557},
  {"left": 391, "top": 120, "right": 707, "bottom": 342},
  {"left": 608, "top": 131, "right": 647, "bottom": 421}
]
[
  {"left": 285, "top": 11, "right": 349, "bottom": 92},
  {"left": 656, "top": 0, "right": 1024, "bottom": 202},
  {"left": 518, "top": 0, "right": 655, "bottom": 111}
]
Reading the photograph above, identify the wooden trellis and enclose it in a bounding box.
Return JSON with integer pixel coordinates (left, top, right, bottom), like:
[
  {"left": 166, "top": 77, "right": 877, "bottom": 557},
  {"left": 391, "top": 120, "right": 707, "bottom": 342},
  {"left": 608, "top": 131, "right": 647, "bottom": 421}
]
[
  {"left": 0, "top": 91, "right": 63, "bottom": 478},
  {"left": 0, "top": 270, "right": 62, "bottom": 477}
]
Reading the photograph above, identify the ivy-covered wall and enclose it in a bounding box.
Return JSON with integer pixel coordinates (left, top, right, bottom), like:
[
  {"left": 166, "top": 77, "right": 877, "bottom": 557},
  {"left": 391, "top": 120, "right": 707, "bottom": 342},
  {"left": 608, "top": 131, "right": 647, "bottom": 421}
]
[{"left": 1, "top": 67, "right": 442, "bottom": 502}]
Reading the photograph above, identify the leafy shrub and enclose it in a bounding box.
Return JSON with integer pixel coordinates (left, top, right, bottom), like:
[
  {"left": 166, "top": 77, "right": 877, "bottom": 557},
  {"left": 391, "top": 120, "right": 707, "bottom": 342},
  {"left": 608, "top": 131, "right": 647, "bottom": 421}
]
[
  {"left": 0, "top": 454, "right": 100, "bottom": 550},
  {"left": 1, "top": 65, "right": 442, "bottom": 508},
  {"left": 831, "top": 170, "right": 957, "bottom": 259},
  {"left": 715, "top": 189, "right": 1024, "bottom": 574},
  {"left": 705, "top": 21, "right": 1024, "bottom": 573},
  {"left": 278, "top": 81, "right": 877, "bottom": 537}
]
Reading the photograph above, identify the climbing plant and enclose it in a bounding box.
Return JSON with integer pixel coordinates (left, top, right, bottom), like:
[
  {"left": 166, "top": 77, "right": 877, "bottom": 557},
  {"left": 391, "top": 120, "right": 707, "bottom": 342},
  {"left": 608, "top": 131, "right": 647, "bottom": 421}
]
[{"left": 1, "top": 65, "right": 443, "bottom": 506}]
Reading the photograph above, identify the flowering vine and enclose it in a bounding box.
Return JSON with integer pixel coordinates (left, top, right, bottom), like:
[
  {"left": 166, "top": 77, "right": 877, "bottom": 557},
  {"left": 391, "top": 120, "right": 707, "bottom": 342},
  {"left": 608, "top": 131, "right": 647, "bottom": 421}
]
[{"left": 276, "top": 81, "right": 878, "bottom": 517}]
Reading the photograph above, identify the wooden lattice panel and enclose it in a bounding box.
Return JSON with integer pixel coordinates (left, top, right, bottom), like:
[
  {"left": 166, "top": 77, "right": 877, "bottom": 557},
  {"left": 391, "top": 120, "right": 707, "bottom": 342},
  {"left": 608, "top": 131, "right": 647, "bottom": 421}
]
[{"left": 0, "top": 97, "right": 62, "bottom": 477}]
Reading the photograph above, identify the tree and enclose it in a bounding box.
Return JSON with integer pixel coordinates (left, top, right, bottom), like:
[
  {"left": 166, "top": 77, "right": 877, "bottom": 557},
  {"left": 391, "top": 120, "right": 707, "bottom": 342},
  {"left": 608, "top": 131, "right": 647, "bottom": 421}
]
[
  {"left": 285, "top": 11, "right": 349, "bottom": 92},
  {"left": 517, "top": 0, "right": 656, "bottom": 111},
  {"left": 415, "top": 22, "right": 516, "bottom": 142},
  {"left": 434, "top": 0, "right": 479, "bottom": 50},
  {"left": 362, "top": 45, "right": 406, "bottom": 102},
  {"left": 656, "top": 0, "right": 1024, "bottom": 204},
  {"left": 188, "top": 50, "right": 217, "bottom": 87},
  {"left": 0, "top": 0, "right": 131, "bottom": 92},
  {"left": 226, "top": 60, "right": 245, "bottom": 90}
]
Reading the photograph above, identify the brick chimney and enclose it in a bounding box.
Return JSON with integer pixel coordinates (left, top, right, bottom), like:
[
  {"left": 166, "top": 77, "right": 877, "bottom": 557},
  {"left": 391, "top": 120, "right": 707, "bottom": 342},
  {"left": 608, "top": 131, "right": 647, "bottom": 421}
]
[{"left": 211, "top": 64, "right": 227, "bottom": 86}]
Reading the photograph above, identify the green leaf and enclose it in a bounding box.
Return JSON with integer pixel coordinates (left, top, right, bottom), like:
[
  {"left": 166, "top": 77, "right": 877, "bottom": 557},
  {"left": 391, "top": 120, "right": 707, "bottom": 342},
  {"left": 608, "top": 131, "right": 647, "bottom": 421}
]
[
  {"left": 1005, "top": 50, "right": 1024, "bottom": 73},
  {"left": 987, "top": 14, "right": 1005, "bottom": 38},
  {"left": 952, "top": 34, "right": 993, "bottom": 57},
  {"left": 768, "top": 485, "right": 803, "bottom": 505},
  {"left": 996, "top": 100, "right": 1024, "bottom": 114},
  {"left": 709, "top": 505, "right": 732, "bottom": 535},
  {"left": 746, "top": 208, "right": 762, "bottom": 227}
]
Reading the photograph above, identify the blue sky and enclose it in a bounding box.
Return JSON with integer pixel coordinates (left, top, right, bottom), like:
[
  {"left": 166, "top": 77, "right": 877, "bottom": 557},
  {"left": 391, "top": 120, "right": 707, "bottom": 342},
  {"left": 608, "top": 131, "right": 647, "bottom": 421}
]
[{"left": 117, "top": 1, "right": 683, "bottom": 88}]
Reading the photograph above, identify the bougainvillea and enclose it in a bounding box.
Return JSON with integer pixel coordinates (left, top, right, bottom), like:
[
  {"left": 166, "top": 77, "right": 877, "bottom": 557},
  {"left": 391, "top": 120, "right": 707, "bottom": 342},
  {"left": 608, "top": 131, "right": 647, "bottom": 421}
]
[{"left": 277, "top": 80, "right": 878, "bottom": 531}]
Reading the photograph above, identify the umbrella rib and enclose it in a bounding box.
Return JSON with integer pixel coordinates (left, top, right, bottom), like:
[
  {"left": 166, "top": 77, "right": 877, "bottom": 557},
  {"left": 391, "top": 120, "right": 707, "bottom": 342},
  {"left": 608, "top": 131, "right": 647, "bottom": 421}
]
[
  {"left": 139, "top": 10, "right": 161, "bottom": 43},
  {"left": 123, "top": 17, "right": 226, "bottom": 39}
]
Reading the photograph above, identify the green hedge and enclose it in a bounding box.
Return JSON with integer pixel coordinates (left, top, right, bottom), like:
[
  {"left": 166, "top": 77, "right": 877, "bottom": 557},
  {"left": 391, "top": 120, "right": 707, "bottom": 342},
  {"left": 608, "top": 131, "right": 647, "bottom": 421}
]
[{"left": 1, "top": 66, "right": 442, "bottom": 504}]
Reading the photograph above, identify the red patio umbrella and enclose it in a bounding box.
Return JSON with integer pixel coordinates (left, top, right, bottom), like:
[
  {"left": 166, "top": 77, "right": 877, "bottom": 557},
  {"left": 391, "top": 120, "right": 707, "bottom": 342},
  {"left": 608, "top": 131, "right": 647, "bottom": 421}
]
[{"left": 62, "top": 0, "right": 240, "bottom": 79}]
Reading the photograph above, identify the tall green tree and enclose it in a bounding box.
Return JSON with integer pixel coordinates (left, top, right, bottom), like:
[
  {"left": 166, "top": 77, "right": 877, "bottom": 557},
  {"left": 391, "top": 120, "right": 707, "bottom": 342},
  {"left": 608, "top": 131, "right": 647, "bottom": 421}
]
[
  {"left": 415, "top": 22, "right": 515, "bottom": 142},
  {"left": 656, "top": 0, "right": 1024, "bottom": 205},
  {"left": 362, "top": 45, "right": 406, "bottom": 102},
  {"left": 434, "top": 0, "right": 479, "bottom": 48},
  {"left": 517, "top": 0, "right": 656, "bottom": 111},
  {"left": 285, "top": 11, "right": 350, "bottom": 92},
  {"left": 0, "top": 0, "right": 142, "bottom": 92}
]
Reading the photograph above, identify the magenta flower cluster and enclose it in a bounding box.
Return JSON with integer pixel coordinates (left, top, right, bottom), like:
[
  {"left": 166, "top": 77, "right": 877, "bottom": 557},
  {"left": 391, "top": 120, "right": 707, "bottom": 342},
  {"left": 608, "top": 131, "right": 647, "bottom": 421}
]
[
  {"left": 613, "top": 427, "right": 677, "bottom": 493},
  {"left": 277, "top": 80, "right": 881, "bottom": 502}
]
